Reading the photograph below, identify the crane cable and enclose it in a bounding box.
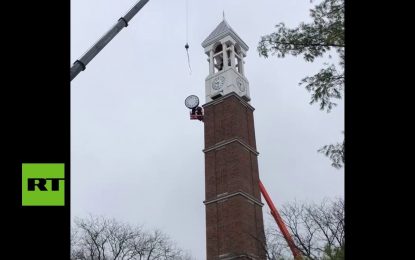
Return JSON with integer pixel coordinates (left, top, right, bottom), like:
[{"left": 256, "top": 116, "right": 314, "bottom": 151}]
[{"left": 185, "top": 0, "right": 192, "bottom": 75}]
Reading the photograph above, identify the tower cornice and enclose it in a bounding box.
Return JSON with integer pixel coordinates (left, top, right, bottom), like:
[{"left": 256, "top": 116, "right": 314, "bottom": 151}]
[{"left": 202, "top": 92, "right": 254, "bottom": 110}]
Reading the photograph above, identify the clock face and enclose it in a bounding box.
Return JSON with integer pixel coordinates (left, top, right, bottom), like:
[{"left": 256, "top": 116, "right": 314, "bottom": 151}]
[
  {"left": 236, "top": 77, "right": 245, "bottom": 92},
  {"left": 212, "top": 76, "right": 225, "bottom": 90},
  {"left": 184, "top": 95, "right": 199, "bottom": 109}
]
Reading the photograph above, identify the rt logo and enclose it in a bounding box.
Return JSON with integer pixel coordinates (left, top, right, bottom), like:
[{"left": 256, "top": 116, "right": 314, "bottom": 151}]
[{"left": 22, "top": 163, "right": 65, "bottom": 206}]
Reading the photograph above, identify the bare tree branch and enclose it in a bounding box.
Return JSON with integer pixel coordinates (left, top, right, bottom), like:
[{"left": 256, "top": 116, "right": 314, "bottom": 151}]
[
  {"left": 265, "top": 198, "right": 344, "bottom": 260},
  {"left": 71, "top": 216, "right": 193, "bottom": 260}
]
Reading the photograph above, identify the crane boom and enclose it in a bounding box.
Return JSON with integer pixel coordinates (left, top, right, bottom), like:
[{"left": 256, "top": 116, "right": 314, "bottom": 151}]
[
  {"left": 259, "top": 180, "right": 303, "bottom": 260},
  {"left": 70, "top": 0, "right": 150, "bottom": 81}
]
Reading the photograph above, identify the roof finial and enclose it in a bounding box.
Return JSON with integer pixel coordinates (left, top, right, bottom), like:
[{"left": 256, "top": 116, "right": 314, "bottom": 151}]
[{"left": 223, "top": 10, "right": 225, "bottom": 21}]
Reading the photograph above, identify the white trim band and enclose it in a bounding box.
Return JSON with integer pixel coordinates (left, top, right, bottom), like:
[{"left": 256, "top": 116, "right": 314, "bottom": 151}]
[
  {"left": 203, "top": 137, "right": 259, "bottom": 155},
  {"left": 204, "top": 191, "right": 264, "bottom": 207}
]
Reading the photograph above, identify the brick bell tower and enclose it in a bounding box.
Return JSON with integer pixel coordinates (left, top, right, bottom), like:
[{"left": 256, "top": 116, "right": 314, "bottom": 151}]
[{"left": 201, "top": 18, "right": 267, "bottom": 260}]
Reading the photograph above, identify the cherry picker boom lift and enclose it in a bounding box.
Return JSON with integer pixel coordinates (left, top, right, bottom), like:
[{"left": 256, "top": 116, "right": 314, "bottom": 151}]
[{"left": 259, "top": 180, "right": 303, "bottom": 260}]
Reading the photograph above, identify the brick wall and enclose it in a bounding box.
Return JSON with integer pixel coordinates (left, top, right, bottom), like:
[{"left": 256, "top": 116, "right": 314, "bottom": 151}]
[{"left": 203, "top": 93, "right": 266, "bottom": 259}]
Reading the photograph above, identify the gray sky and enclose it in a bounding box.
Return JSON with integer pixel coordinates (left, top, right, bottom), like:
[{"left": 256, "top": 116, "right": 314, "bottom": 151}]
[{"left": 71, "top": 0, "right": 344, "bottom": 258}]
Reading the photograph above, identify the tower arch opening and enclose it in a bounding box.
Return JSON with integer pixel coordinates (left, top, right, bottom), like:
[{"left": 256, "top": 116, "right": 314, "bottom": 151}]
[
  {"left": 213, "top": 43, "right": 224, "bottom": 73},
  {"left": 234, "top": 44, "right": 243, "bottom": 74}
]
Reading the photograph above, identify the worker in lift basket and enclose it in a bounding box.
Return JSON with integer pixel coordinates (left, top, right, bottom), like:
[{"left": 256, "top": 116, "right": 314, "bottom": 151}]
[{"left": 196, "top": 107, "right": 203, "bottom": 120}]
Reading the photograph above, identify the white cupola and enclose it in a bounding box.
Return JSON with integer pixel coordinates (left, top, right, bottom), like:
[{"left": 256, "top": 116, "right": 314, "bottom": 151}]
[{"left": 202, "top": 17, "right": 250, "bottom": 102}]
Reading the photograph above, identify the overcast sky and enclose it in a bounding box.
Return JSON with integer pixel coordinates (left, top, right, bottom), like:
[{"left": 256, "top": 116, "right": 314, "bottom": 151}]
[{"left": 71, "top": 0, "right": 344, "bottom": 258}]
